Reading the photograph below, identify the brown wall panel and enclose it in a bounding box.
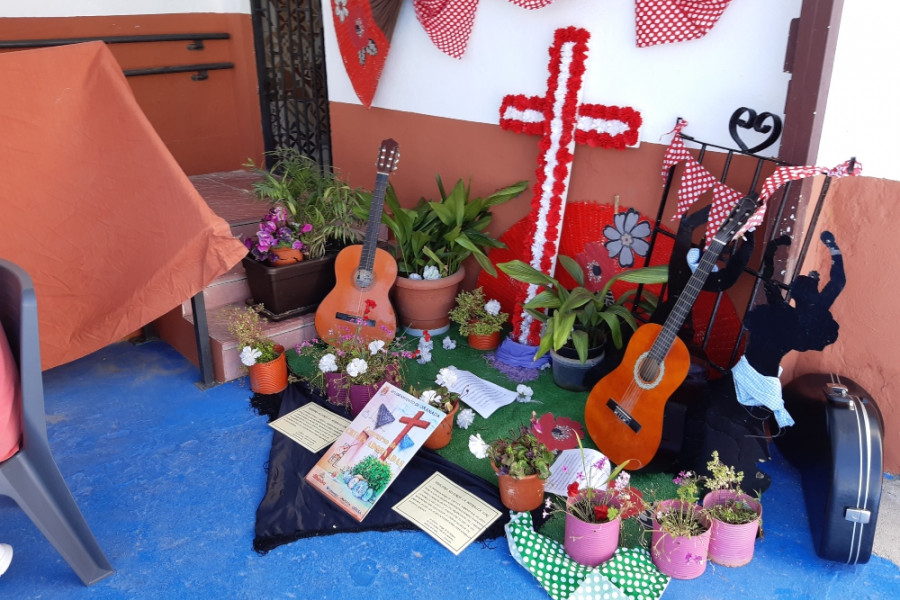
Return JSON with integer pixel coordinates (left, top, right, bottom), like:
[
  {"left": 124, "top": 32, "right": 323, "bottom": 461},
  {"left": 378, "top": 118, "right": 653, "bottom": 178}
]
[{"left": 0, "top": 13, "right": 264, "bottom": 175}]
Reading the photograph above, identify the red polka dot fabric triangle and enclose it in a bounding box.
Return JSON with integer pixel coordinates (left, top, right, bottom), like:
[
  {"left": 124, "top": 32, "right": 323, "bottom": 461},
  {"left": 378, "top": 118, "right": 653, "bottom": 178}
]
[{"left": 635, "top": 0, "right": 733, "bottom": 48}]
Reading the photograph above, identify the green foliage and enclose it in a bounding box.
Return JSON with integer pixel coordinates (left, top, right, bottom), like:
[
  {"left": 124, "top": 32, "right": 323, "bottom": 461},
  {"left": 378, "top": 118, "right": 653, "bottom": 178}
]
[
  {"left": 489, "top": 423, "right": 555, "bottom": 480},
  {"left": 448, "top": 287, "right": 509, "bottom": 336},
  {"left": 498, "top": 256, "right": 668, "bottom": 363},
  {"left": 224, "top": 305, "right": 279, "bottom": 363},
  {"left": 246, "top": 148, "right": 366, "bottom": 259},
  {"left": 359, "top": 176, "right": 528, "bottom": 278},
  {"left": 351, "top": 456, "right": 393, "bottom": 493}
]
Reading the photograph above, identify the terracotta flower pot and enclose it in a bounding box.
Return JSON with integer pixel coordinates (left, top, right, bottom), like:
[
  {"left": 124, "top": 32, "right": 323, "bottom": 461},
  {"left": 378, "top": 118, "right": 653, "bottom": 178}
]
[
  {"left": 424, "top": 400, "right": 459, "bottom": 450},
  {"left": 269, "top": 247, "right": 304, "bottom": 267},
  {"left": 650, "top": 499, "right": 712, "bottom": 580},
  {"left": 468, "top": 330, "right": 502, "bottom": 350},
  {"left": 564, "top": 491, "right": 621, "bottom": 566},
  {"left": 493, "top": 465, "right": 545, "bottom": 512},
  {"left": 392, "top": 266, "right": 465, "bottom": 336},
  {"left": 248, "top": 345, "right": 288, "bottom": 394},
  {"left": 702, "top": 490, "right": 762, "bottom": 567}
]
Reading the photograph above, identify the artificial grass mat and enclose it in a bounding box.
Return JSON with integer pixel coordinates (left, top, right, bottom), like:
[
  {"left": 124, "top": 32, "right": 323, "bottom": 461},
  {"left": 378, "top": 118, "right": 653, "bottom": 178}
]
[{"left": 285, "top": 324, "right": 678, "bottom": 547}]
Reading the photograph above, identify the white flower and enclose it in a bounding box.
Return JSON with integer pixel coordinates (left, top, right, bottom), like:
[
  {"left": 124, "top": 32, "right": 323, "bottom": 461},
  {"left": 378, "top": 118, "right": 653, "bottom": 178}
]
[
  {"left": 422, "top": 265, "right": 441, "bottom": 280},
  {"left": 442, "top": 336, "right": 456, "bottom": 350},
  {"left": 318, "top": 353, "right": 338, "bottom": 373},
  {"left": 457, "top": 408, "right": 475, "bottom": 429},
  {"left": 416, "top": 348, "right": 432, "bottom": 365},
  {"left": 468, "top": 433, "right": 490, "bottom": 459},
  {"left": 239, "top": 345, "right": 262, "bottom": 367},
  {"left": 484, "top": 299, "right": 501, "bottom": 316},
  {"left": 418, "top": 337, "right": 433, "bottom": 354},
  {"left": 334, "top": 0, "right": 349, "bottom": 22},
  {"left": 408, "top": 273, "right": 423, "bottom": 280},
  {"left": 420, "top": 390, "right": 442, "bottom": 405},
  {"left": 435, "top": 366, "right": 458, "bottom": 389},
  {"left": 516, "top": 384, "right": 534, "bottom": 402},
  {"left": 368, "top": 340, "right": 385, "bottom": 355},
  {"left": 345, "top": 358, "right": 368, "bottom": 378},
  {"left": 614, "top": 471, "right": 631, "bottom": 491}
]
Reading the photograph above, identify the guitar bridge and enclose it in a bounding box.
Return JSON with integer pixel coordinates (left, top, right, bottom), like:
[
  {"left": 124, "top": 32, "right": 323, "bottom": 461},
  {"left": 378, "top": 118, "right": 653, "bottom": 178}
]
[
  {"left": 606, "top": 399, "right": 641, "bottom": 433},
  {"left": 335, "top": 312, "right": 376, "bottom": 327}
]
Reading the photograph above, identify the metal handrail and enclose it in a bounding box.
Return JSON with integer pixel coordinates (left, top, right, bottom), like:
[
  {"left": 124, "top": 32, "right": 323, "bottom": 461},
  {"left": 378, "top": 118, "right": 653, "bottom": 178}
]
[{"left": 0, "top": 33, "right": 230, "bottom": 51}]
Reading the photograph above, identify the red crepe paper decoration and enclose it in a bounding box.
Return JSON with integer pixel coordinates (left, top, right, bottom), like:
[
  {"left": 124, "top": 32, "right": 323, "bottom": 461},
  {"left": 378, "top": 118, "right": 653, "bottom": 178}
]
[
  {"left": 635, "top": 0, "right": 733, "bottom": 48},
  {"left": 533, "top": 413, "right": 584, "bottom": 452},
  {"left": 478, "top": 202, "right": 745, "bottom": 370},
  {"left": 498, "top": 27, "right": 643, "bottom": 346},
  {"left": 663, "top": 120, "right": 863, "bottom": 248},
  {"left": 332, "top": 0, "right": 402, "bottom": 107}
]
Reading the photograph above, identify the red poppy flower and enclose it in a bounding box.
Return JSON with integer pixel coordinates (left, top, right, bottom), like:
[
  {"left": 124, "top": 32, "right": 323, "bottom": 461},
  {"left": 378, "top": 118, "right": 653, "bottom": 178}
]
[
  {"left": 533, "top": 413, "right": 584, "bottom": 452},
  {"left": 567, "top": 482, "right": 581, "bottom": 498}
]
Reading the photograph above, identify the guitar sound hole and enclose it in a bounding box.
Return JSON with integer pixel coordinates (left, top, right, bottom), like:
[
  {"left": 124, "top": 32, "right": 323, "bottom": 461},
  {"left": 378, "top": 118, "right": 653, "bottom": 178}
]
[
  {"left": 355, "top": 269, "right": 373, "bottom": 288},
  {"left": 634, "top": 353, "right": 664, "bottom": 390}
]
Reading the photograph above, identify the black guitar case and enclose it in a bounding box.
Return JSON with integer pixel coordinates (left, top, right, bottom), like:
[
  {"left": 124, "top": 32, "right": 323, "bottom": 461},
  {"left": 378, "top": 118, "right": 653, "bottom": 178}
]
[{"left": 777, "top": 373, "right": 884, "bottom": 564}]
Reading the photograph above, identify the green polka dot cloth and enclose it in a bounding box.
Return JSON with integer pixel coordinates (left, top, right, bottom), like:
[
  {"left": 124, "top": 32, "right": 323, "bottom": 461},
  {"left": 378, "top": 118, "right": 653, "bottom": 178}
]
[{"left": 505, "top": 512, "right": 669, "bottom": 600}]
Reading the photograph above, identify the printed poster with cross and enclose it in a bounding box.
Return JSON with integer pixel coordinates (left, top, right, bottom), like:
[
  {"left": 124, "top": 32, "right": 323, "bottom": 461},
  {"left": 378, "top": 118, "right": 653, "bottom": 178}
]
[{"left": 305, "top": 382, "right": 445, "bottom": 522}]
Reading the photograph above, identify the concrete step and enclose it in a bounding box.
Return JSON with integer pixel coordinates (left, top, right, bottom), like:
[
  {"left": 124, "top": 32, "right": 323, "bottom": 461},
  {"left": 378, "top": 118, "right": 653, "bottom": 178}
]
[{"left": 156, "top": 299, "right": 317, "bottom": 384}]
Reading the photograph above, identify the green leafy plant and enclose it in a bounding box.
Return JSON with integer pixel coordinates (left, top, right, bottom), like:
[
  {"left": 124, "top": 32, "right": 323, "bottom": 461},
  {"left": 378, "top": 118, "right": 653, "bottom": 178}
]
[
  {"left": 488, "top": 420, "right": 555, "bottom": 480},
  {"left": 360, "top": 176, "right": 528, "bottom": 278},
  {"left": 224, "top": 305, "right": 279, "bottom": 366},
  {"left": 246, "top": 147, "right": 366, "bottom": 259},
  {"left": 448, "top": 287, "right": 509, "bottom": 336},
  {"left": 498, "top": 255, "right": 668, "bottom": 363},
  {"left": 653, "top": 470, "right": 709, "bottom": 538},
  {"left": 703, "top": 451, "right": 761, "bottom": 526},
  {"left": 351, "top": 456, "right": 392, "bottom": 493}
]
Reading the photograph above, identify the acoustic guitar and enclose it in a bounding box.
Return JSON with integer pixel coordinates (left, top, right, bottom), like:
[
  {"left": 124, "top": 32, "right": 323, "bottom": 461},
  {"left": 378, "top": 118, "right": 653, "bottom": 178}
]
[
  {"left": 584, "top": 193, "right": 762, "bottom": 469},
  {"left": 315, "top": 139, "right": 399, "bottom": 344}
]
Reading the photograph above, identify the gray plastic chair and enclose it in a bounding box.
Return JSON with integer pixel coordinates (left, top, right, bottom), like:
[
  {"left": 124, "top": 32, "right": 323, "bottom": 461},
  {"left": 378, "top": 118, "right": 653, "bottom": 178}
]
[{"left": 0, "top": 258, "right": 114, "bottom": 585}]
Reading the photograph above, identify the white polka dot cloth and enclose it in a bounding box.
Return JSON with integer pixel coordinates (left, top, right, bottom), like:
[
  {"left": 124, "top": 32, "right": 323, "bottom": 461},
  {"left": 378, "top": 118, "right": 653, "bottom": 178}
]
[{"left": 505, "top": 511, "right": 669, "bottom": 600}]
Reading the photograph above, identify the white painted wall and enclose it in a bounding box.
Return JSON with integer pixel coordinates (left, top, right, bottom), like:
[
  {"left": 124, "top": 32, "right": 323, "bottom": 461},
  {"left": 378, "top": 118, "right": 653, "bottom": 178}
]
[
  {"left": 324, "top": 0, "right": 801, "bottom": 153},
  {"left": 0, "top": 1, "right": 250, "bottom": 18},
  {"left": 817, "top": 1, "right": 900, "bottom": 182}
]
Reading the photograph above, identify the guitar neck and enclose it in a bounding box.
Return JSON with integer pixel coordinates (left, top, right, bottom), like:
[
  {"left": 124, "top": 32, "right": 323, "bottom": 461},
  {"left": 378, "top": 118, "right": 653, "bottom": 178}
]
[
  {"left": 359, "top": 171, "right": 390, "bottom": 273},
  {"left": 649, "top": 237, "right": 725, "bottom": 363}
]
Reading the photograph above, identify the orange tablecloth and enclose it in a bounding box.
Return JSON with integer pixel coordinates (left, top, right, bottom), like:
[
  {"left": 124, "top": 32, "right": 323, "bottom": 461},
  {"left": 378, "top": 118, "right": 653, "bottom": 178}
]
[{"left": 0, "top": 42, "right": 247, "bottom": 370}]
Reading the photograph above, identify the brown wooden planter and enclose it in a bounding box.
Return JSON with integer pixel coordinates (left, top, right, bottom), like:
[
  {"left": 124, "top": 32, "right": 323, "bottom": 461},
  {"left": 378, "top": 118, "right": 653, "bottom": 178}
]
[{"left": 242, "top": 253, "right": 337, "bottom": 318}]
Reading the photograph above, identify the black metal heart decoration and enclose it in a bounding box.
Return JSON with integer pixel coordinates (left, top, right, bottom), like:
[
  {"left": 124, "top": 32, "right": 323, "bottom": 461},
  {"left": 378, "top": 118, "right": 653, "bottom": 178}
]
[{"left": 728, "top": 107, "right": 783, "bottom": 154}]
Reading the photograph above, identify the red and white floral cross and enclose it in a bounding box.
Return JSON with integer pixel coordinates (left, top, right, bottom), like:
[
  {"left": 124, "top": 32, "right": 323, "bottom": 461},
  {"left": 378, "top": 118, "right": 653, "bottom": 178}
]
[{"left": 499, "top": 26, "right": 642, "bottom": 346}]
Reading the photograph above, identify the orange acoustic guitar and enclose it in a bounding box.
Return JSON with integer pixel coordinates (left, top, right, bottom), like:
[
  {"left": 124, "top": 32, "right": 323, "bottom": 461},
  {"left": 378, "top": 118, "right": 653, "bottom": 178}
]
[
  {"left": 315, "top": 139, "right": 399, "bottom": 345},
  {"left": 585, "top": 193, "right": 762, "bottom": 470}
]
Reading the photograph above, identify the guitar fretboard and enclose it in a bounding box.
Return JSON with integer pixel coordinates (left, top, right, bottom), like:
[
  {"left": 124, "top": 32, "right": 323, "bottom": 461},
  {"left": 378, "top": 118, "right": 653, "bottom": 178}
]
[
  {"left": 648, "top": 237, "right": 726, "bottom": 365},
  {"left": 358, "top": 171, "right": 390, "bottom": 280}
]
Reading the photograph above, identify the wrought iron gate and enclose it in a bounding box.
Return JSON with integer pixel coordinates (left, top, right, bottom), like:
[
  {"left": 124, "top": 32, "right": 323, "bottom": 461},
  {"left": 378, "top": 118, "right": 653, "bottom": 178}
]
[{"left": 251, "top": 0, "right": 332, "bottom": 167}]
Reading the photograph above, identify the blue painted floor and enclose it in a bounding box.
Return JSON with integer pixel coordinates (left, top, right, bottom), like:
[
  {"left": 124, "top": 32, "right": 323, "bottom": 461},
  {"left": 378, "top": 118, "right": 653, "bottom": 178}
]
[{"left": 1, "top": 340, "right": 898, "bottom": 599}]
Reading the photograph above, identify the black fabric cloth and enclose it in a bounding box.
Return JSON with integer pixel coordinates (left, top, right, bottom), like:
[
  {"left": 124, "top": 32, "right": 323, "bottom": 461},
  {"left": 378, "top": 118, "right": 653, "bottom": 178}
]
[{"left": 252, "top": 384, "right": 509, "bottom": 555}]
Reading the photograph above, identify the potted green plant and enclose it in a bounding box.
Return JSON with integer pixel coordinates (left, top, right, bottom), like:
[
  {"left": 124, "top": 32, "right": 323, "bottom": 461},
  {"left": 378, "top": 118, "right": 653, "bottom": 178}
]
[
  {"left": 470, "top": 416, "right": 554, "bottom": 512},
  {"left": 224, "top": 304, "right": 287, "bottom": 394},
  {"left": 448, "top": 287, "right": 509, "bottom": 350},
  {"left": 415, "top": 366, "right": 464, "bottom": 450},
  {"left": 242, "top": 148, "right": 368, "bottom": 316},
  {"left": 498, "top": 255, "right": 667, "bottom": 390},
  {"left": 700, "top": 451, "right": 763, "bottom": 567},
  {"left": 650, "top": 469, "right": 712, "bottom": 579},
  {"left": 360, "top": 176, "right": 528, "bottom": 335}
]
